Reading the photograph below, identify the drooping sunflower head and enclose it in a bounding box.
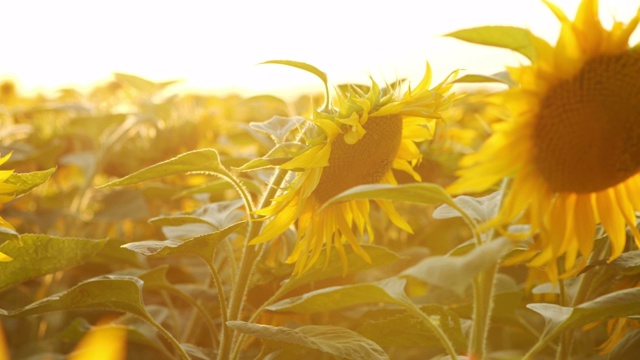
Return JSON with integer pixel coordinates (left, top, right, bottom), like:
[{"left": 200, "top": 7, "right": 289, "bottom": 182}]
[
  {"left": 252, "top": 63, "right": 457, "bottom": 275},
  {"left": 447, "top": 0, "right": 640, "bottom": 281}
]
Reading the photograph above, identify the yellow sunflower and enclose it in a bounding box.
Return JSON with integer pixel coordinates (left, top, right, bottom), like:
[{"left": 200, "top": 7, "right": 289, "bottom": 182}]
[
  {"left": 448, "top": 0, "right": 640, "bottom": 281},
  {"left": 0, "top": 152, "right": 17, "bottom": 262},
  {"left": 251, "top": 63, "right": 456, "bottom": 276}
]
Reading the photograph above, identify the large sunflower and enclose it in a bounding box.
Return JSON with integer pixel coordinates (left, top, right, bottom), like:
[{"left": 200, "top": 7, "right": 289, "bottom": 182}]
[
  {"left": 251, "top": 64, "right": 456, "bottom": 276},
  {"left": 448, "top": 0, "right": 640, "bottom": 281}
]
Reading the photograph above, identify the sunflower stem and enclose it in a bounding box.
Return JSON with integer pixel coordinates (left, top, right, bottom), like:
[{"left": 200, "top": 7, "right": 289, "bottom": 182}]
[
  {"left": 554, "top": 238, "right": 610, "bottom": 360},
  {"left": 555, "top": 261, "right": 570, "bottom": 360},
  {"left": 524, "top": 236, "right": 611, "bottom": 359},
  {"left": 469, "top": 264, "right": 498, "bottom": 360},
  {"left": 230, "top": 275, "right": 290, "bottom": 360},
  {"left": 468, "top": 179, "right": 509, "bottom": 360},
  {"left": 217, "top": 168, "right": 289, "bottom": 360},
  {"left": 402, "top": 300, "right": 459, "bottom": 359}
]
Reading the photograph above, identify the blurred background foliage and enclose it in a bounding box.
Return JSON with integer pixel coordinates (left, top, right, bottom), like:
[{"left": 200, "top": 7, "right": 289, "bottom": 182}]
[{"left": 3, "top": 73, "right": 630, "bottom": 360}]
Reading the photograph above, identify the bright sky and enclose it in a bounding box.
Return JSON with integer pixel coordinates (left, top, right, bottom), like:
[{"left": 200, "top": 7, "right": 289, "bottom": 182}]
[{"left": 2, "top": 0, "right": 638, "bottom": 99}]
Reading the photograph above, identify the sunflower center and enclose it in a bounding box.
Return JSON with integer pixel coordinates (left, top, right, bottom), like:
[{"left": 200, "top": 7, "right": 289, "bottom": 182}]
[
  {"left": 313, "top": 114, "right": 403, "bottom": 203},
  {"left": 533, "top": 51, "right": 640, "bottom": 193}
]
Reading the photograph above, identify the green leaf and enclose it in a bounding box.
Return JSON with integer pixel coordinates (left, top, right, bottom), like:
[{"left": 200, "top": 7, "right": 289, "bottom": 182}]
[
  {"left": 233, "top": 142, "right": 306, "bottom": 171},
  {"left": 157, "top": 200, "right": 245, "bottom": 240},
  {"left": 6, "top": 168, "right": 56, "bottom": 197},
  {"left": 357, "top": 304, "right": 467, "bottom": 351},
  {"left": 401, "top": 237, "right": 513, "bottom": 294},
  {"left": 261, "top": 60, "right": 330, "bottom": 111},
  {"left": 569, "top": 288, "right": 640, "bottom": 327},
  {"left": 93, "top": 189, "right": 151, "bottom": 221},
  {"left": 249, "top": 116, "right": 305, "bottom": 144},
  {"left": 0, "top": 275, "right": 193, "bottom": 357},
  {"left": 148, "top": 215, "right": 215, "bottom": 227},
  {"left": 172, "top": 179, "right": 262, "bottom": 199},
  {"left": 261, "top": 60, "right": 328, "bottom": 89},
  {"left": 0, "top": 234, "right": 108, "bottom": 290},
  {"left": 67, "top": 114, "right": 129, "bottom": 141},
  {"left": 446, "top": 26, "right": 542, "bottom": 62},
  {"left": 268, "top": 277, "right": 408, "bottom": 314},
  {"left": 98, "top": 148, "right": 225, "bottom": 188},
  {"left": 607, "top": 250, "right": 640, "bottom": 275},
  {"left": 321, "top": 183, "right": 461, "bottom": 213},
  {"left": 529, "top": 288, "right": 640, "bottom": 342},
  {"left": 282, "top": 244, "right": 401, "bottom": 294},
  {"left": 122, "top": 220, "right": 246, "bottom": 259},
  {"left": 451, "top": 273, "right": 522, "bottom": 319},
  {"left": 0, "top": 275, "right": 149, "bottom": 318},
  {"left": 114, "top": 73, "right": 179, "bottom": 93},
  {"left": 433, "top": 191, "right": 501, "bottom": 223},
  {"left": 452, "top": 72, "right": 516, "bottom": 87},
  {"left": 227, "top": 322, "right": 389, "bottom": 360}
]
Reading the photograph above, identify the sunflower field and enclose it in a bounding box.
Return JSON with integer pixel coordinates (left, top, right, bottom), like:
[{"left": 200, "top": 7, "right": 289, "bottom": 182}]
[{"left": 2, "top": 0, "right": 640, "bottom": 359}]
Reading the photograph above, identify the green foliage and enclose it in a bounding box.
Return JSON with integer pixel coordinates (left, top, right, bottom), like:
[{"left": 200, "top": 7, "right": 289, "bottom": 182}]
[
  {"left": 99, "top": 149, "right": 226, "bottom": 188},
  {"left": 1, "top": 63, "right": 638, "bottom": 360},
  {"left": 227, "top": 322, "right": 389, "bottom": 360},
  {"left": 446, "top": 25, "right": 546, "bottom": 62},
  {"left": 0, "top": 234, "right": 107, "bottom": 290}
]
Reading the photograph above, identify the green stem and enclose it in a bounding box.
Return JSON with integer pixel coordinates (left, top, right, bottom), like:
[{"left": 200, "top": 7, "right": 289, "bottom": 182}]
[
  {"left": 469, "top": 264, "right": 498, "bottom": 360},
  {"left": 555, "top": 262, "right": 570, "bottom": 360},
  {"left": 207, "top": 251, "right": 229, "bottom": 339},
  {"left": 231, "top": 267, "right": 291, "bottom": 360},
  {"left": 217, "top": 168, "right": 289, "bottom": 360},
  {"left": 173, "top": 286, "right": 219, "bottom": 347},
  {"left": 402, "top": 300, "right": 459, "bottom": 359},
  {"left": 523, "top": 236, "right": 611, "bottom": 359},
  {"left": 217, "top": 169, "right": 254, "bottom": 216},
  {"left": 145, "top": 314, "right": 191, "bottom": 360},
  {"left": 468, "top": 179, "right": 509, "bottom": 360}
]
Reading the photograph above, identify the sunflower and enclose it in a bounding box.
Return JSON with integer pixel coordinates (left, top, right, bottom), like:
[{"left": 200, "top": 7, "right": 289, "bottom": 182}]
[
  {"left": 0, "top": 152, "right": 17, "bottom": 262},
  {"left": 447, "top": 0, "right": 640, "bottom": 281},
  {"left": 251, "top": 63, "right": 456, "bottom": 276}
]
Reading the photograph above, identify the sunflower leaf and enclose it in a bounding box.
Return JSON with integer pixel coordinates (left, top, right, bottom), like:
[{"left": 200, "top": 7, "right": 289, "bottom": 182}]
[
  {"left": 322, "top": 183, "right": 457, "bottom": 210},
  {"left": 114, "top": 73, "right": 179, "bottom": 93},
  {"left": 356, "top": 304, "right": 467, "bottom": 351},
  {"left": 446, "top": 26, "right": 538, "bottom": 62},
  {"left": 401, "top": 237, "right": 513, "bottom": 294},
  {"left": 98, "top": 149, "right": 225, "bottom": 188},
  {"left": 6, "top": 168, "right": 56, "bottom": 197},
  {"left": 122, "top": 220, "right": 246, "bottom": 259},
  {"left": 148, "top": 215, "right": 216, "bottom": 227},
  {"left": 529, "top": 288, "right": 640, "bottom": 343},
  {"left": 261, "top": 60, "right": 330, "bottom": 111},
  {"left": 268, "top": 277, "right": 408, "bottom": 314},
  {"left": 0, "top": 275, "right": 148, "bottom": 318},
  {"left": 281, "top": 244, "right": 401, "bottom": 294},
  {"left": 227, "top": 322, "right": 389, "bottom": 360},
  {"left": 233, "top": 142, "right": 306, "bottom": 171},
  {"left": 433, "top": 191, "right": 501, "bottom": 223},
  {"left": 452, "top": 72, "right": 516, "bottom": 87},
  {"left": 608, "top": 250, "right": 640, "bottom": 275},
  {"left": 171, "top": 179, "right": 261, "bottom": 199},
  {"left": 249, "top": 116, "right": 306, "bottom": 144},
  {"left": 261, "top": 60, "right": 328, "bottom": 89},
  {"left": 0, "top": 234, "right": 107, "bottom": 290}
]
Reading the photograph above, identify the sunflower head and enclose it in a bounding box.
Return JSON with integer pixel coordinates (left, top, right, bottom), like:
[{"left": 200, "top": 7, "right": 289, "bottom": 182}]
[
  {"left": 447, "top": 0, "right": 640, "bottom": 282},
  {"left": 252, "top": 62, "right": 457, "bottom": 275}
]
